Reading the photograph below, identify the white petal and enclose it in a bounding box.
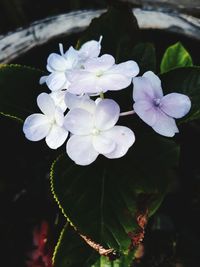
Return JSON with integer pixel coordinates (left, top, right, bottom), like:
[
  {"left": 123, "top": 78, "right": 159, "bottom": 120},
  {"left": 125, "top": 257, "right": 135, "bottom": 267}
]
[
  {"left": 65, "top": 92, "right": 96, "bottom": 113},
  {"left": 143, "top": 71, "right": 162, "bottom": 90},
  {"left": 46, "top": 72, "right": 67, "bottom": 91},
  {"left": 64, "top": 108, "right": 94, "bottom": 135},
  {"left": 46, "top": 64, "right": 55, "bottom": 73},
  {"left": 152, "top": 110, "right": 179, "bottom": 137},
  {"left": 160, "top": 93, "right": 191, "bottom": 119},
  {"left": 64, "top": 46, "right": 79, "bottom": 68},
  {"left": 45, "top": 125, "right": 68, "bottom": 149},
  {"left": 133, "top": 100, "right": 157, "bottom": 126},
  {"left": 23, "top": 114, "right": 50, "bottom": 141},
  {"left": 133, "top": 76, "right": 163, "bottom": 102},
  {"left": 79, "top": 39, "right": 101, "bottom": 60},
  {"left": 59, "top": 43, "right": 64, "bottom": 56},
  {"left": 47, "top": 53, "right": 69, "bottom": 71},
  {"left": 95, "top": 99, "right": 120, "bottom": 131},
  {"left": 39, "top": 76, "right": 48, "bottom": 85},
  {"left": 84, "top": 54, "right": 115, "bottom": 72},
  {"left": 103, "top": 126, "right": 135, "bottom": 159},
  {"left": 37, "top": 93, "right": 55, "bottom": 118},
  {"left": 54, "top": 107, "right": 64, "bottom": 127},
  {"left": 93, "top": 134, "right": 116, "bottom": 154},
  {"left": 66, "top": 135, "right": 99, "bottom": 166},
  {"left": 68, "top": 71, "right": 101, "bottom": 94},
  {"left": 50, "top": 90, "right": 67, "bottom": 112},
  {"left": 109, "top": 60, "right": 139, "bottom": 77},
  {"left": 98, "top": 74, "right": 132, "bottom": 92}
]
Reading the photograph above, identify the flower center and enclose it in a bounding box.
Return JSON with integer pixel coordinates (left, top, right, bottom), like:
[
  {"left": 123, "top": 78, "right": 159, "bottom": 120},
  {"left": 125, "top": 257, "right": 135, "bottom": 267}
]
[
  {"left": 96, "top": 70, "right": 104, "bottom": 77},
  {"left": 153, "top": 98, "right": 161, "bottom": 107},
  {"left": 91, "top": 127, "right": 100, "bottom": 135}
]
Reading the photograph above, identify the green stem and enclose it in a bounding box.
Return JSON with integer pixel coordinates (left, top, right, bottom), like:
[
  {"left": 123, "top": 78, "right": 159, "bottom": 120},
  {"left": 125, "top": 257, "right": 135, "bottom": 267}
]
[{"left": 100, "top": 92, "right": 104, "bottom": 99}]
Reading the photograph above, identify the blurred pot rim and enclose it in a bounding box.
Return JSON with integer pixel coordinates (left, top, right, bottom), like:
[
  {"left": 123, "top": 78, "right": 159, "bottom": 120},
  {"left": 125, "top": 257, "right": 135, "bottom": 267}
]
[{"left": 0, "top": 8, "right": 200, "bottom": 63}]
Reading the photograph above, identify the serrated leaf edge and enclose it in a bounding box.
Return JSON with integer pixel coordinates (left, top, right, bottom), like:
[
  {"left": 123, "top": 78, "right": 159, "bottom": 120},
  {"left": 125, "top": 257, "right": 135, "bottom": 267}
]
[
  {"left": 52, "top": 222, "right": 68, "bottom": 265},
  {"left": 50, "top": 154, "right": 76, "bottom": 228},
  {"left": 0, "top": 63, "right": 45, "bottom": 73},
  {"left": 0, "top": 112, "right": 23, "bottom": 123}
]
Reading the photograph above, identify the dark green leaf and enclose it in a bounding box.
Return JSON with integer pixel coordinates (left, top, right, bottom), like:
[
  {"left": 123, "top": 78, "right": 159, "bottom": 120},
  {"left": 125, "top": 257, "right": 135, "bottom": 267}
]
[
  {"left": 77, "top": 3, "right": 139, "bottom": 62},
  {"left": 53, "top": 224, "right": 98, "bottom": 267},
  {"left": 91, "top": 252, "right": 134, "bottom": 267},
  {"left": 160, "top": 67, "right": 200, "bottom": 122},
  {"left": 160, "top": 42, "right": 193, "bottom": 73},
  {"left": 130, "top": 43, "right": 156, "bottom": 74},
  {"left": 51, "top": 133, "right": 179, "bottom": 258},
  {"left": 0, "top": 64, "right": 45, "bottom": 121}
]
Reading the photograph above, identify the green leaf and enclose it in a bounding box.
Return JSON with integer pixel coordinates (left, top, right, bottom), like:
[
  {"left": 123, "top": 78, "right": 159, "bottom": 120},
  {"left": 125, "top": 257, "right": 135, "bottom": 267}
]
[
  {"left": 160, "top": 66, "right": 200, "bottom": 122},
  {"left": 51, "top": 133, "right": 179, "bottom": 259},
  {"left": 91, "top": 252, "right": 134, "bottom": 267},
  {"left": 130, "top": 43, "right": 156, "bottom": 74},
  {"left": 0, "top": 64, "right": 44, "bottom": 121},
  {"left": 77, "top": 3, "right": 139, "bottom": 62},
  {"left": 53, "top": 223, "right": 98, "bottom": 267},
  {"left": 160, "top": 42, "right": 193, "bottom": 73}
]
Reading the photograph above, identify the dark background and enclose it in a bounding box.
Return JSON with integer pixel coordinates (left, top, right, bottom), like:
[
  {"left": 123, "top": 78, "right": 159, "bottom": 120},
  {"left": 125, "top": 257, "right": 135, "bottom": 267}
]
[{"left": 1, "top": 1, "right": 200, "bottom": 267}]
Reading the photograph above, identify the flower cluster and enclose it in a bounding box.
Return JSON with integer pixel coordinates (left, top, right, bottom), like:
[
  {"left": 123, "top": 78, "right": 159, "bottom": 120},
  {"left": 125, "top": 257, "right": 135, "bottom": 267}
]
[{"left": 23, "top": 37, "right": 191, "bottom": 166}]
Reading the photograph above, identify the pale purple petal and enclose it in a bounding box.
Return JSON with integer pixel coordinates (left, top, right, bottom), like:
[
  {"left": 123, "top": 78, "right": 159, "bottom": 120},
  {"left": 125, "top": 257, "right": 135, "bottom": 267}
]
[
  {"left": 64, "top": 108, "right": 94, "bottom": 135},
  {"left": 46, "top": 72, "right": 67, "bottom": 91},
  {"left": 79, "top": 38, "right": 102, "bottom": 60},
  {"left": 143, "top": 71, "right": 162, "bottom": 91},
  {"left": 66, "top": 135, "right": 99, "bottom": 165},
  {"left": 23, "top": 114, "right": 51, "bottom": 141},
  {"left": 160, "top": 93, "right": 191, "bottom": 118},
  {"left": 109, "top": 60, "right": 139, "bottom": 77},
  {"left": 98, "top": 74, "right": 132, "bottom": 92},
  {"left": 50, "top": 90, "right": 67, "bottom": 112},
  {"left": 45, "top": 125, "right": 68, "bottom": 149},
  {"left": 59, "top": 43, "right": 64, "bottom": 56},
  {"left": 65, "top": 92, "right": 96, "bottom": 113},
  {"left": 67, "top": 69, "right": 91, "bottom": 82},
  {"left": 68, "top": 72, "right": 101, "bottom": 94},
  {"left": 37, "top": 93, "right": 55, "bottom": 118},
  {"left": 152, "top": 110, "right": 179, "bottom": 137},
  {"left": 103, "top": 126, "right": 135, "bottom": 159},
  {"left": 54, "top": 107, "right": 64, "bottom": 127},
  {"left": 64, "top": 46, "right": 79, "bottom": 68},
  {"left": 92, "top": 134, "right": 116, "bottom": 154},
  {"left": 47, "top": 53, "right": 69, "bottom": 71},
  {"left": 39, "top": 76, "right": 48, "bottom": 85},
  {"left": 133, "top": 76, "right": 163, "bottom": 102},
  {"left": 94, "top": 99, "right": 120, "bottom": 131},
  {"left": 133, "top": 100, "right": 157, "bottom": 126},
  {"left": 46, "top": 65, "right": 54, "bottom": 73},
  {"left": 84, "top": 54, "right": 115, "bottom": 72}
]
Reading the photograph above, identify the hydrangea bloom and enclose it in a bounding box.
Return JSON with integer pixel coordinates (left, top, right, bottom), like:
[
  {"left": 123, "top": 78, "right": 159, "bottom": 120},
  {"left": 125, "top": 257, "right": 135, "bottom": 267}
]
[
  {"left": 23, "top": 93, "right": 68, "bottom": 149},
  {"left": 23, "top": 38, "right": 193, "bottom": 166},
  {"left": 40, "top": 46, "right": 79, "bottom": 91},
  {"left": 67, "top": 54, "right": 139, "bottom": 94},
  {"left": 40, "top": 37, "right": 102, "bottom": 92},
  {"left": 64, "top": 98, "right": 135, "bottom": 165},
  {"left": 133, "top": 71, "right": 191, "bottom": 137}
]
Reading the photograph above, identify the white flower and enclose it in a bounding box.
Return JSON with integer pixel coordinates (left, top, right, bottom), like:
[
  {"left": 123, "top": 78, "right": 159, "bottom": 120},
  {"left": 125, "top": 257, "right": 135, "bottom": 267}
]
[
  {"left": 64, "top": 98, "right": 135, "bottom": 166},
  {"left": 77, "top": 36, "right": 102, "bottom": 62},
  {"left": 40, "top": 37, "right": 102, "bottom": 92},
  {"left": 50, "top": 90, "right": 67, "bottom": 112},
  {"left": 133, "top": 71, "right": 191, "bottom": 137},
  {"left": 67, "top": 54, "right": 139, "bottom": 95},
  {"left": 23, "top": 93, "right": 68, "bottom": 149},
  {"left": 40, "top": 46, "right": 79, "bottom": 91}
]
